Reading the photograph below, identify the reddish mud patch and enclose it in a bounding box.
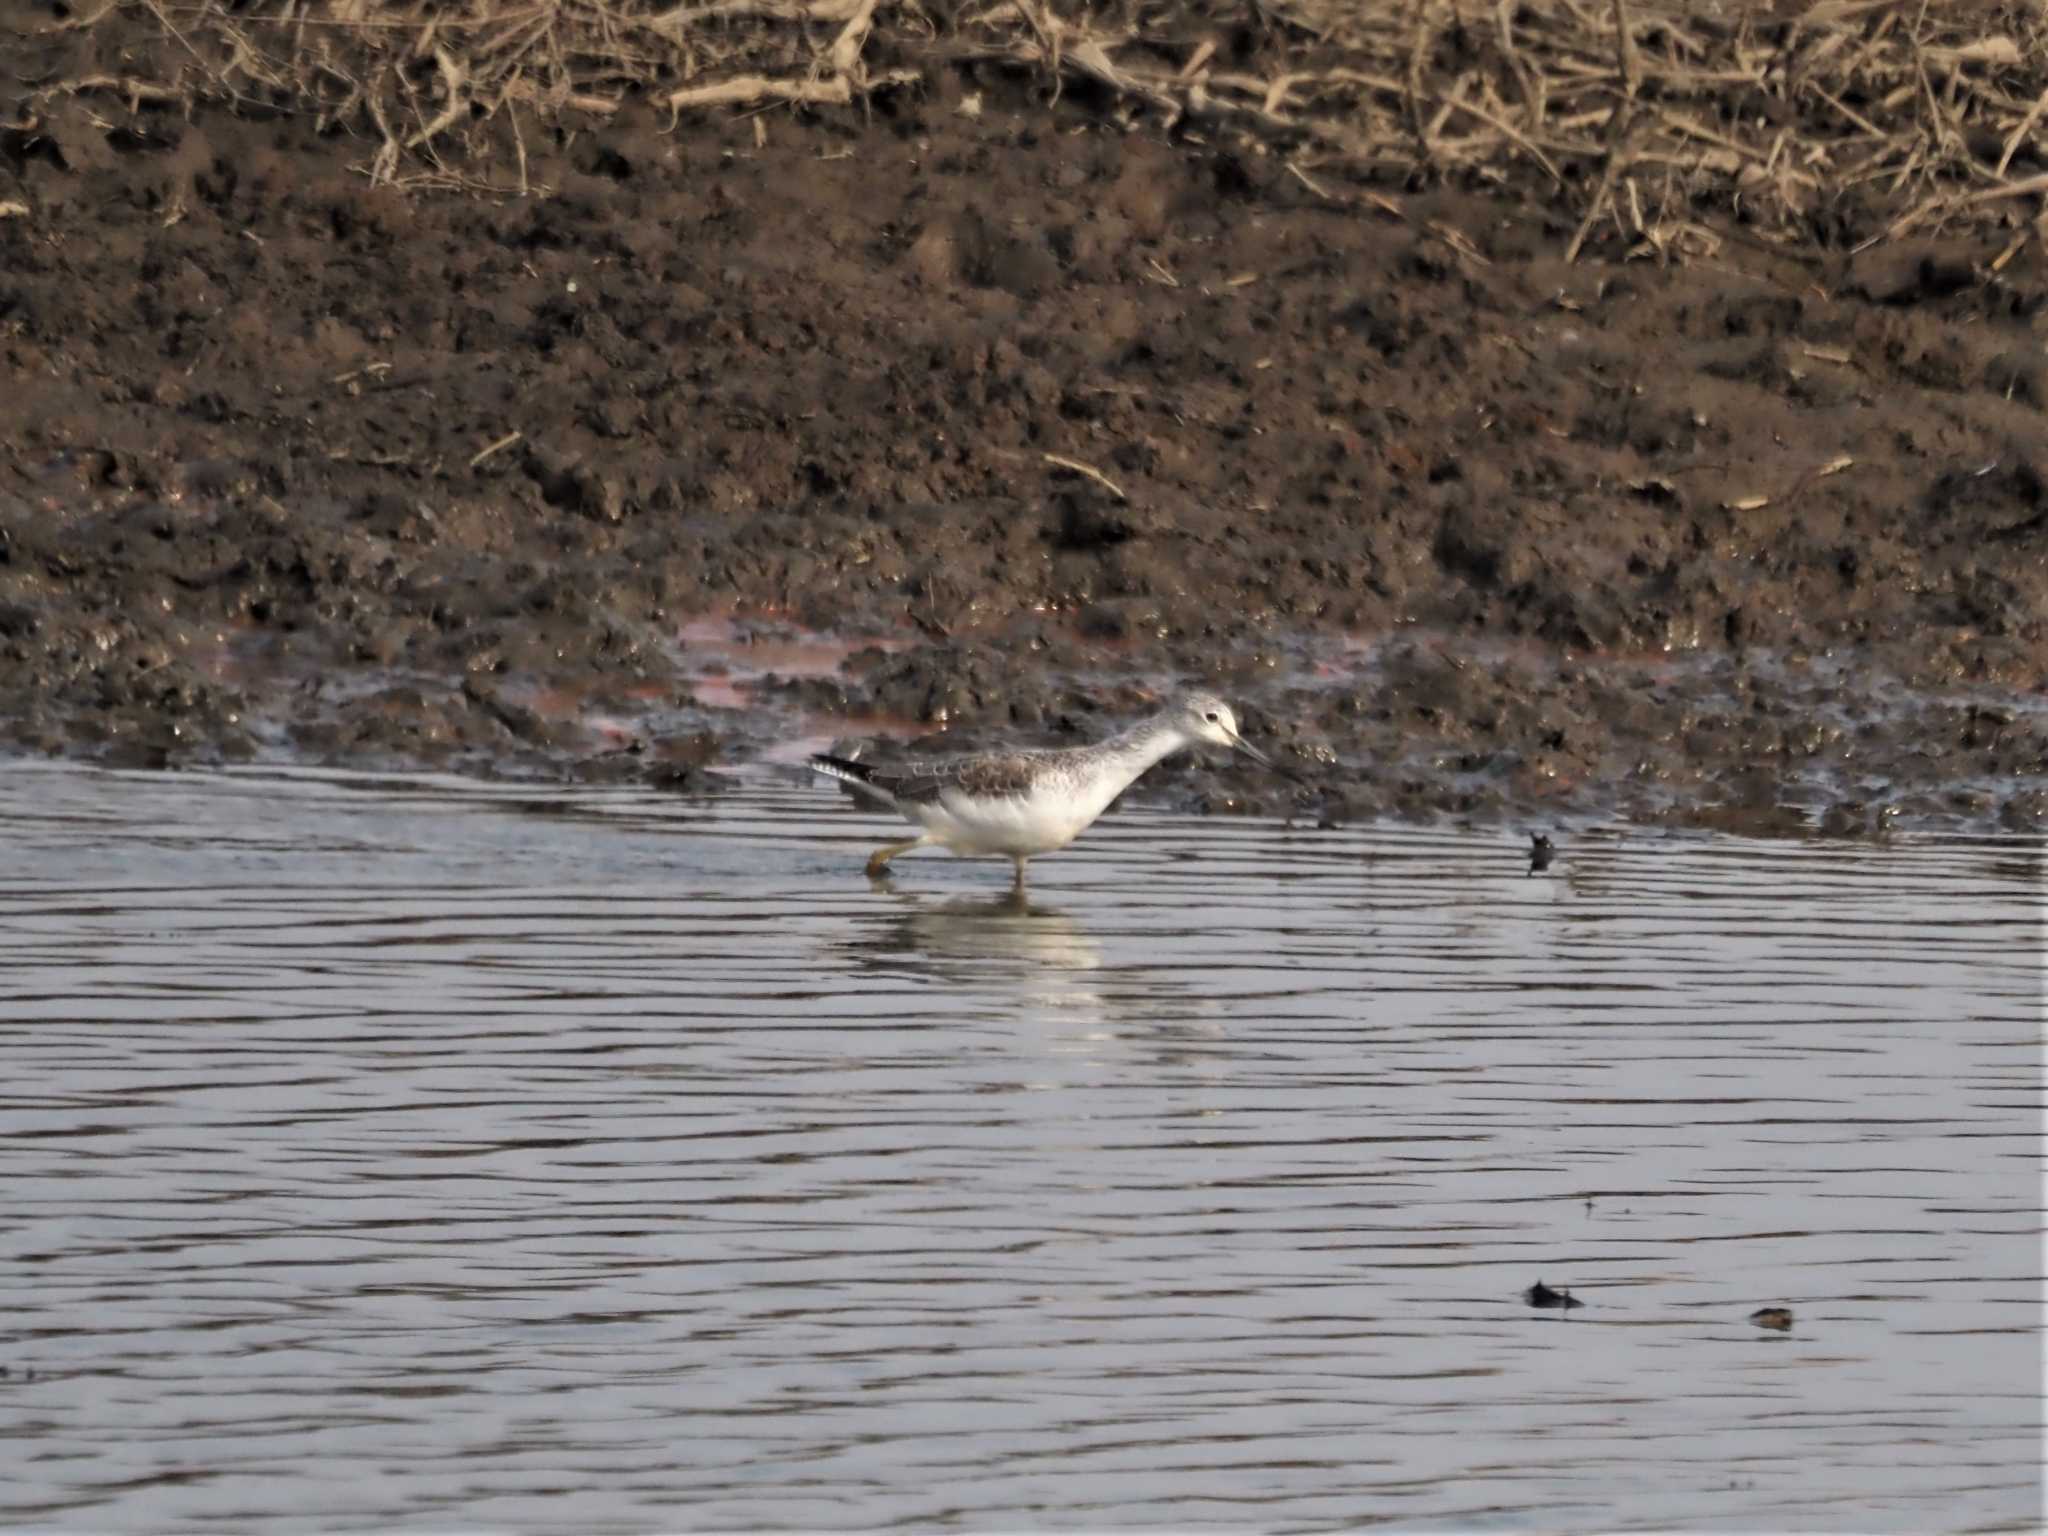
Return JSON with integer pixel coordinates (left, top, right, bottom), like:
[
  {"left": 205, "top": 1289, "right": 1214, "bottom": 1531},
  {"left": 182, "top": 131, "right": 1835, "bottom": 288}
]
[
  {"left": 2, "top": 6, "right": 2045, "bottom": 828},
  {"left": 675, "top": 614, "right": 924, "bottom": 764}
]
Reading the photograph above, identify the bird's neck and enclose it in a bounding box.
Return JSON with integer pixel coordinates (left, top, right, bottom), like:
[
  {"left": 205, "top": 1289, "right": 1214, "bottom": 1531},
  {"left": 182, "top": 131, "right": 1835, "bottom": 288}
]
[
  {"left": 1104, "top": 717, "right": 1191, "bottom": 779},
  {"left": 1041, "top": 715, "right": 1191, "bottom": 830}
]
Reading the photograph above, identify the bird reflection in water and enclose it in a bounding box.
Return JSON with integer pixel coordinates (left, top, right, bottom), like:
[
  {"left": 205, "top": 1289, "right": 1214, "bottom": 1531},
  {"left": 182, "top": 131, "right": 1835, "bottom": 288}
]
[
  {"left": 856, "top": 887, "right": 1105, "bottom": 983},
  {"left": 834, "top": 886, "right": 1227, "bottom": 1067}
]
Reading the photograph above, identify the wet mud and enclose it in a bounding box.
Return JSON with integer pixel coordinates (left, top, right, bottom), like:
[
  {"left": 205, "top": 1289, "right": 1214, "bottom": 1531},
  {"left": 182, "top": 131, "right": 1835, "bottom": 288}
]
[{"left": 4, "top": 16, "right": 2047, "bottom": 830}]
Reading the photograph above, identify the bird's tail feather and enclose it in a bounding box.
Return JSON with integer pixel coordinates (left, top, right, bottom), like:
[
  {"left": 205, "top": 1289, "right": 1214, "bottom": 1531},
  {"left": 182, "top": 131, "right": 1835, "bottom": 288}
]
[{"left": 809, "top": 753, "right": 898, "bottom": 806}]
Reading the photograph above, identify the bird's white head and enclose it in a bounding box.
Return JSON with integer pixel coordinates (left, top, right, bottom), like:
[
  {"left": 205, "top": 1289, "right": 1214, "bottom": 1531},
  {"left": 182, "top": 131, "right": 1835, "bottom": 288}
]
[{"left": 1171, "top": 691, "right": 1275, "bottom": 768}]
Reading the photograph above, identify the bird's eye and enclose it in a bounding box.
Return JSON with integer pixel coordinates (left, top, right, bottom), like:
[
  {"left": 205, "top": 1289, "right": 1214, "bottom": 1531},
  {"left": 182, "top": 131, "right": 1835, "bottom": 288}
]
[{"left": 1204, "top": 712, "right": 1219, "bottom": 723}]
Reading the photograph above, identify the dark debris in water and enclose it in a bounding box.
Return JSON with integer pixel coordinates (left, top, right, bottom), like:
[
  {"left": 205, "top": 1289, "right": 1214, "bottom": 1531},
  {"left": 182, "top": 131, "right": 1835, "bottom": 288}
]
[{"left": 1524, "top": 1279, "right": 1584, "bottom": 1311}]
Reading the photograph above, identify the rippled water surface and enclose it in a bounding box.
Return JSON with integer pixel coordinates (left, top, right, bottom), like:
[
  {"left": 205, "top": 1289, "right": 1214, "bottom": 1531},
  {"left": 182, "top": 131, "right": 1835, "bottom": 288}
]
[{"left": 1, "top": 764, "right": 2042, "bottom": 1532}]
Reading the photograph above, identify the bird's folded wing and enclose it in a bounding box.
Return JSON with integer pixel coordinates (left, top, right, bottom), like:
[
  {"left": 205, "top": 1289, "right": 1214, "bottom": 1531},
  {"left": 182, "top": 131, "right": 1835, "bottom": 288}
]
[{"left": 869, "top": 751, "right": 1048, "bottom": 804}]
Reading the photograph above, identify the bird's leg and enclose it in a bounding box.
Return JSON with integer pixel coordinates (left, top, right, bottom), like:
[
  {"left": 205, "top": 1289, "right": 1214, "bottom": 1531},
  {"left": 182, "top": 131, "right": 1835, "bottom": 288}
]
[
  {"left": 1010, "top": 856, "right": 1028, "bottom": 894},
  {"left": 866, "top": 835, "right": 931, "bottom": 879}
]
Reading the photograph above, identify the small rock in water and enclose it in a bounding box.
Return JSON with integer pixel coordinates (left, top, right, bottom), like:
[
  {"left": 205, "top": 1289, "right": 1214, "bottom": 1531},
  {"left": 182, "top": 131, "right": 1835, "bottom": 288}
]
[
  {"left": 1524, "top": 1279, "right": 1583, "bottom": 1310},
  {"left": 1749, "top": 1306, "right": 1794, "bottom": 1331}
]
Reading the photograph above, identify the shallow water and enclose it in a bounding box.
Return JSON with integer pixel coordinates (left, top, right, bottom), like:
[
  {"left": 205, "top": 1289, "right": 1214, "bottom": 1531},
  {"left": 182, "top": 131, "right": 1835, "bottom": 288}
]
[{"left": 0, "top": 764, "right": 2041, "bottom": 1533}]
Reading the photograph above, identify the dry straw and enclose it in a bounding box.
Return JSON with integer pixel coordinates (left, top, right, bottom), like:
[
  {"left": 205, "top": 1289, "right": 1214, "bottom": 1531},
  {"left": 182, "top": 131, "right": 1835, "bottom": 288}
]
[{"left": 23, "top": 0, "right": 2048, "bottom": 247}]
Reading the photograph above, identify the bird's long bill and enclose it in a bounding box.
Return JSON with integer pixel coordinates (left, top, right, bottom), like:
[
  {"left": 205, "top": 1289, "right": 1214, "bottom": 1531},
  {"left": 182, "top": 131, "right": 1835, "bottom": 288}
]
[
  {"left": 1229, "top": 733, "right": 1275, "bottom": 768},
  {"left": 1229, "top": 732, "right": 1304, "bottom": 781}
]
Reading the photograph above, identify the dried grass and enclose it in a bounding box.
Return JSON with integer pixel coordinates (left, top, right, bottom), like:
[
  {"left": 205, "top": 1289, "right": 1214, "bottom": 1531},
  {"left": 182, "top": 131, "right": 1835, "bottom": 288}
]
[{"left": 22, "top": 0, "right": 2048, "bottom": 247}]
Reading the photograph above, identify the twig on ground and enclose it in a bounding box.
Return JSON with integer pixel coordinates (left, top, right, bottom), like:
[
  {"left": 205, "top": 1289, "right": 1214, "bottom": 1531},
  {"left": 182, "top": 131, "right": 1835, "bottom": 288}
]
[
  {"left": 470, "top": 430, "right": 523, "bottom": 469},
  {"left": 1043, "top": 453, "right": 1127, "bottom": 500}
]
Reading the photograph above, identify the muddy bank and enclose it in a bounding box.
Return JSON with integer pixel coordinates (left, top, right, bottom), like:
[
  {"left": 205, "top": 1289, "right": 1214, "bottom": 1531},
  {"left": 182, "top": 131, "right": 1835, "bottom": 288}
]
[{"left": 2, "top": 20, "right": 2046, "bottom": 831}]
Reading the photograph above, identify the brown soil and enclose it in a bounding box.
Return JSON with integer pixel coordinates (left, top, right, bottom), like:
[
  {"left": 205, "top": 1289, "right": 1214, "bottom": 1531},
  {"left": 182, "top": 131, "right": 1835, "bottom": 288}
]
[{"left": 4, "top": 5, "right": 2047, "bottom": 834}]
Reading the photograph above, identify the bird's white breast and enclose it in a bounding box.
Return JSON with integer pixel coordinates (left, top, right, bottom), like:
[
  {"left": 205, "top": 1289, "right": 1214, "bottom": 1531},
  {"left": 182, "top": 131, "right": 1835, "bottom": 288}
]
[{"left": 919, "top": 781, "right": 1107, "bottom": 855}]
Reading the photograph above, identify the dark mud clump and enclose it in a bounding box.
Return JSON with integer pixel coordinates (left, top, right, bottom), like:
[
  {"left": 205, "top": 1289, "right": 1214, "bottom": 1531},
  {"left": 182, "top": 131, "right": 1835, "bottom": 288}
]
[{"left": 2, "top": 12, "right": 2045, "bottom": 829}]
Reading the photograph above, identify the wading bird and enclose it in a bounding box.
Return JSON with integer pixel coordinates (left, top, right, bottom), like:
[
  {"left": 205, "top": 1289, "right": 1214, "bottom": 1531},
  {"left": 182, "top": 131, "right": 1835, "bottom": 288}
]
[{"left": 810, "top": 691, "right": 1281, "bottom": 886}]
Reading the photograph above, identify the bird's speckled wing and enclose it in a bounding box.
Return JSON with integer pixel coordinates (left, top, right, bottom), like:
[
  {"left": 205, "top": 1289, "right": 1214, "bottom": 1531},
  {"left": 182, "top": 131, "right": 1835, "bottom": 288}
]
[{"left": 864, "top": 749, "right": 1056, "bottom": 804}]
